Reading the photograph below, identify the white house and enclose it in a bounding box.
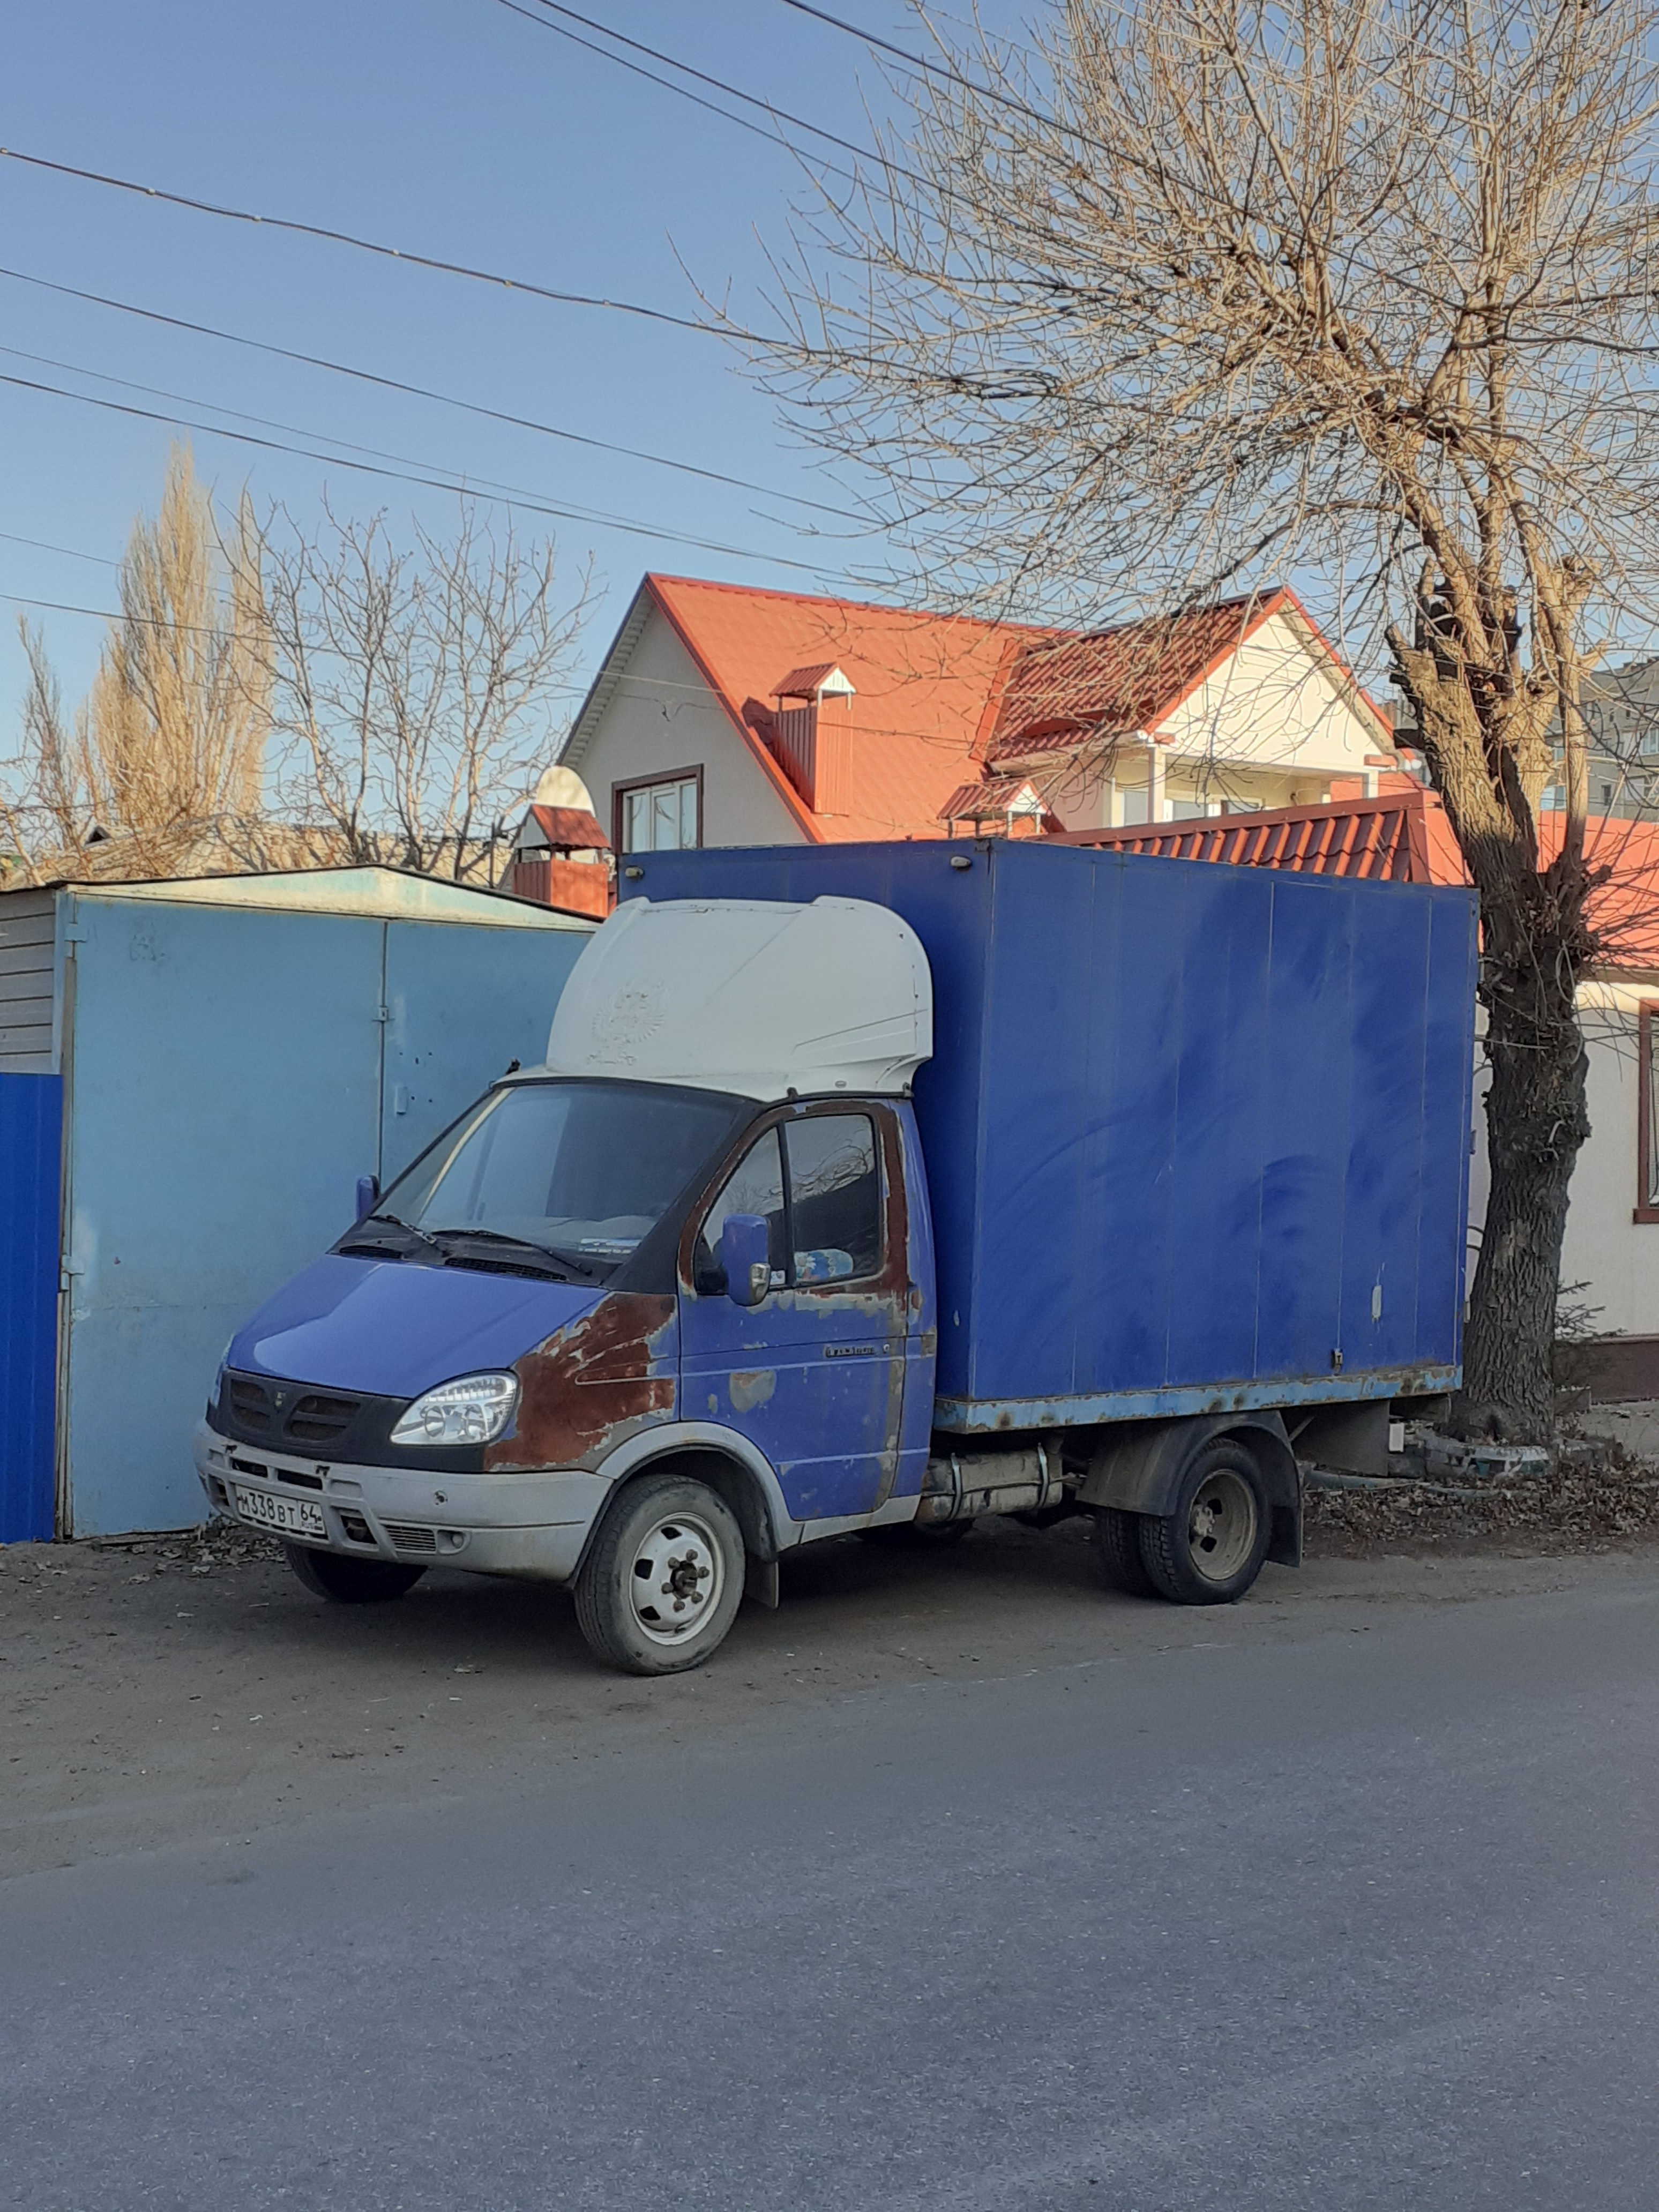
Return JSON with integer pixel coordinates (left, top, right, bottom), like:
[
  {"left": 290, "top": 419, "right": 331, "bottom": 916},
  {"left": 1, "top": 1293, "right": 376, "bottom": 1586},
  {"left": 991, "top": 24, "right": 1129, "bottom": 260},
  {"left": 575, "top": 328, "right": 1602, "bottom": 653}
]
[{"left": 558, "top": 575, "right": 1400, "bottom": 855}]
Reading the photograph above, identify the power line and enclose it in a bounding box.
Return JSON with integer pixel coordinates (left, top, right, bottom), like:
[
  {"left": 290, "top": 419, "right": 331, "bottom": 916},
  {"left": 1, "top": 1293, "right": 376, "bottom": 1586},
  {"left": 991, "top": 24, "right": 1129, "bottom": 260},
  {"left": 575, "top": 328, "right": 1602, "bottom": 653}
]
[
  {"left": 0, "top": 338, "right": 863, "bottom": 557},
  {"left": 0, "top": 367, "right": 849, "bottom": 578},
  {"left": 504, "top": 0, "right": 1445, "bottom": 337},
  {"left": 0, "top": 528, "right": 117, "bottom": 567},
  {"left": 0, "top": 265, "right": 864, "bottom": 522},
  {"left": 495, "top": 0, "right": 926, "bottom": 190},
  {"left": 0, "top": 144, "right": 768, "bottom": 343},
  {"left": 773, "top": 0, "right": 1089, "bottom": 138},
  {"left": 0, "top": 587, "right": 240, "bottom": 638}
]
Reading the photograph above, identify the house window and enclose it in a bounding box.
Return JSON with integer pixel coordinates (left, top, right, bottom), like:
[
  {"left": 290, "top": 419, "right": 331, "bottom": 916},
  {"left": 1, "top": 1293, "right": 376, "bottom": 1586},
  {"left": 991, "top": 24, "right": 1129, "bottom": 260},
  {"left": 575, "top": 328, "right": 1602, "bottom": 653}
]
[
  {"left": 1637, "top": 1002, "right": 1659, "bottom": 1222},
  {"left": 614, "top": 770, "right": 701, "bottom": 854}
]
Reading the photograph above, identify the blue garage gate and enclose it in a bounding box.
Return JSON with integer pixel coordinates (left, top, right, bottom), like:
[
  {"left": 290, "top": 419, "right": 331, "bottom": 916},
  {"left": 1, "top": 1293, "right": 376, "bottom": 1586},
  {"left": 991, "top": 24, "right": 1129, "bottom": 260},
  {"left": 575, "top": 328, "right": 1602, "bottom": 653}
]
[{"left": 0, "top": 868, "right": 592, "bottom": 1538}]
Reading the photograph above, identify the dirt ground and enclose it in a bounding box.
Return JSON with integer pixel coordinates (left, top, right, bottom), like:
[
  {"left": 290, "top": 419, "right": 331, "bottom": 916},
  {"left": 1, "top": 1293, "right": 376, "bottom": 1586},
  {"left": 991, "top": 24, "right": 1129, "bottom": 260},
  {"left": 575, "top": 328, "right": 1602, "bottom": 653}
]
[{"left": 6, "top": 1506, "right": 1658, "bottom": 1882}]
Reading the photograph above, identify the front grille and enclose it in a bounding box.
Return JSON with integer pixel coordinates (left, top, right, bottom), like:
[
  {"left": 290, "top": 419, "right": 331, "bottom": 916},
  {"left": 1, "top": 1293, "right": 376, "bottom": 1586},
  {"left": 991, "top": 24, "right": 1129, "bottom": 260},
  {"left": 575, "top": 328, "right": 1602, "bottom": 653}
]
[
  {"left": 286, "top": 1393, "right": 360, "bottom": 1444},
  {"left": 218, "top": 1372, "right": 364, "bottom": 1452},
  {"left": 228, "top": 1377, "right": 273, "bottom": 1432},
  {"left": 383, "top": 1522, "right": 439, "bottom": 1555}
]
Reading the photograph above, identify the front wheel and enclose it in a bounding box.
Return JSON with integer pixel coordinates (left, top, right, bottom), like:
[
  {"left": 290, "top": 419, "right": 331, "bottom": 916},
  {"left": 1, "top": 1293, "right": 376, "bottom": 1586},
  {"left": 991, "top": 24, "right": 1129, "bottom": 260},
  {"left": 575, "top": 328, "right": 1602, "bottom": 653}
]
[
  {"left": 573, "top": 1474, "right": 746, "bottom": 1676},
  {"left": 282, "top": 1543, "right": 426, "bottom": 1604},
  {"left": 1139, "top": 1440, "right": 1270, "bottom": 1605}
]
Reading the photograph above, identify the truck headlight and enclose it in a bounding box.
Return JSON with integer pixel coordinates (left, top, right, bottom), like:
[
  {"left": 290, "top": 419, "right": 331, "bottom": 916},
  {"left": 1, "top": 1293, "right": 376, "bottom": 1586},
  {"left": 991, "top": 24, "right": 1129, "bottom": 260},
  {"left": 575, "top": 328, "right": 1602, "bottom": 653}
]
[{"left": 391, "top": 1372, "right": 519, "bottom": 1446}]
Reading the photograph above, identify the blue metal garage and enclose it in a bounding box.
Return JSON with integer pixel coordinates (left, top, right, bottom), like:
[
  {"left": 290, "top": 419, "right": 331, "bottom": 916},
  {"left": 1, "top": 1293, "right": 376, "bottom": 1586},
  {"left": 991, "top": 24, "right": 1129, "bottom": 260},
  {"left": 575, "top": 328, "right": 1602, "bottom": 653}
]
[{"left": 0, "top": 868, "right": 591, "bottom": 1540}]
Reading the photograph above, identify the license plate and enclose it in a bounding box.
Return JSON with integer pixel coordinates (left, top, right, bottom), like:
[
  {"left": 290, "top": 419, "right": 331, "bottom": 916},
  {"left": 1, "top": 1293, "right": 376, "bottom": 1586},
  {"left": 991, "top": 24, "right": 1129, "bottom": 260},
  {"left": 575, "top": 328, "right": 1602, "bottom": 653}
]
[{"left": 234, "top": 1485, "right": 326, "bottom": 1539}]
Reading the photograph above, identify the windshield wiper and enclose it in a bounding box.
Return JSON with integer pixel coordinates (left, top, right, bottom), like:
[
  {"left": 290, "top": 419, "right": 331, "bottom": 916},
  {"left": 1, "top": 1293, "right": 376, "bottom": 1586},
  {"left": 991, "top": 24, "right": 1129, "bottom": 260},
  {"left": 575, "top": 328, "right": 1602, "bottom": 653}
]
[
  {"left": 427, "top": 1227, "right": 599, "bottom": 1284},
  {"left": 363, "top": 1208, "right": 447, "bottom": 1257}
]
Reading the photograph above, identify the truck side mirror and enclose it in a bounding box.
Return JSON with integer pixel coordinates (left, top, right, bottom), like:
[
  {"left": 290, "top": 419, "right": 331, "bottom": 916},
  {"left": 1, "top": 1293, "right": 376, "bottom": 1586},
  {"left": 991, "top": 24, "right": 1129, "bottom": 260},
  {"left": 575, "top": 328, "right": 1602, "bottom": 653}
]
[
  {"left": 720, "top": 1213, "right": 772, "bottom": 1307},
  {"left": 355, "top": 1174, "right": 380, "bottom": 1223}
]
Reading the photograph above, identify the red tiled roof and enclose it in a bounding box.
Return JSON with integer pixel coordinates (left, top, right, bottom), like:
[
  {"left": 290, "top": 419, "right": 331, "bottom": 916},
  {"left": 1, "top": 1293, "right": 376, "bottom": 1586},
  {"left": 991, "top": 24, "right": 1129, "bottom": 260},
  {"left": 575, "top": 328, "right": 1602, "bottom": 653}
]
[
  {"left": 987, "top": 598, "right": 1280, "bottom": 764},
  {"left": 983, "top": 588, "right": 1394, "bottom": 766}
]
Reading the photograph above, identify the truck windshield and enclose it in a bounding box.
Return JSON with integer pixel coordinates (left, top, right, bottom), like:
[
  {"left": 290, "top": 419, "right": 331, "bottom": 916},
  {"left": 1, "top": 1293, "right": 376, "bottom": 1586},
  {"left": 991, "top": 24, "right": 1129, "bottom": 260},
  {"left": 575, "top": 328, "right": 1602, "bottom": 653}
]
[{"left": 376, "top": 1079, "right": 746, "bottom": 1276}]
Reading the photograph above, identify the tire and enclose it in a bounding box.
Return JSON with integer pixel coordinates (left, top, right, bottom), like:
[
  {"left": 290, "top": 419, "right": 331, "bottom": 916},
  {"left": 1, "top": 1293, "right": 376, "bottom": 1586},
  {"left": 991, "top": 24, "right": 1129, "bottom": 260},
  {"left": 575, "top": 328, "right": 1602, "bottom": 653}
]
[
  {"left": 282, "top": 1543, "right": 426, "bottom": 1604},
  {"left": 856, "top": 1517, "right": 974, "bottom": 1547},
  {"left": 1139, "top": 1438, "right": 1271, "bottom": 1605},
  {"left": 1093, "top": 1506, "right": 1158, "bottom": 1597},
  {"left": 573, "top": 1474, "right": 746, "bottom": 1676}
]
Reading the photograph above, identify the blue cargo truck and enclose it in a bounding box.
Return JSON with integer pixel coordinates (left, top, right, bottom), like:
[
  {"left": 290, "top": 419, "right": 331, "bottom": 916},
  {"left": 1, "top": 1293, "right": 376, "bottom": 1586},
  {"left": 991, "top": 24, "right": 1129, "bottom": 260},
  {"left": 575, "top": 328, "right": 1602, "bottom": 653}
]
[{"left": 198, "top": 840, "right": 1477, "bottom": 1674}]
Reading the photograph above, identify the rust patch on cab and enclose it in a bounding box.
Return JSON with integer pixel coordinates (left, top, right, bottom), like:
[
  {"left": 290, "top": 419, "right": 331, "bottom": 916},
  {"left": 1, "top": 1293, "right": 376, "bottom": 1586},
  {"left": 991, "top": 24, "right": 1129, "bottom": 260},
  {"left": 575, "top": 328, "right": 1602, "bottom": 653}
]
[{"left": 487, "top": 1292, "right": 676, "bottom": 1471}]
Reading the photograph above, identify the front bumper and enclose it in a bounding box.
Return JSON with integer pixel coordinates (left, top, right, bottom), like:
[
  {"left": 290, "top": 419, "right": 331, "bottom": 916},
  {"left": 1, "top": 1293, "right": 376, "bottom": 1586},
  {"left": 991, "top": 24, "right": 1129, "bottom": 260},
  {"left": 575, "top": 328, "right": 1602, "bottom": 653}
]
[{"left": 193, "top": 1421, "right": 608, "bottom": 1583}]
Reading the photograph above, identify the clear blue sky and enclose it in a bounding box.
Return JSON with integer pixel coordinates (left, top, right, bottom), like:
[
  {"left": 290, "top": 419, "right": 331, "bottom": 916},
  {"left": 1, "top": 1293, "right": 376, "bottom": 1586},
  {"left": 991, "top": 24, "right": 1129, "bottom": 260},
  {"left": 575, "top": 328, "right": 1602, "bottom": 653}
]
[{"left": 2, "top": 0, "right": 1016, "bottom": 737}]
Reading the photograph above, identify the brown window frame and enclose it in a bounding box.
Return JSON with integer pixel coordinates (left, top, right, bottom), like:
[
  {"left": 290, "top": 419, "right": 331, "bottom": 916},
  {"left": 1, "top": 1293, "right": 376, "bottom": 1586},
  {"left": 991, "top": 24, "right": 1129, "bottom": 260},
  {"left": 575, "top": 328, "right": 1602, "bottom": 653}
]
[
  {"left": 611, "top": 765, "right": 704, "bottom": 856},
  {"left": 1636, "top": 1000, "right": 1659, "bottom": 1222}
]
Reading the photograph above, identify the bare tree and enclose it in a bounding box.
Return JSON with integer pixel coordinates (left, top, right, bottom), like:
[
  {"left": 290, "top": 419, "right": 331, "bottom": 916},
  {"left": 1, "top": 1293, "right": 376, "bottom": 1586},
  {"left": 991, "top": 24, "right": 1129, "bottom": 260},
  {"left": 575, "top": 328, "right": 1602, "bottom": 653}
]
[
  {"left": 2, "top": 445, "right": 270, "bottom": 881},
  {"left": 757, "top": 0, "right": 1659, "bottom": 1441},
  {"left": 255, "top": 499, "right": 593, "bottom": 884}
]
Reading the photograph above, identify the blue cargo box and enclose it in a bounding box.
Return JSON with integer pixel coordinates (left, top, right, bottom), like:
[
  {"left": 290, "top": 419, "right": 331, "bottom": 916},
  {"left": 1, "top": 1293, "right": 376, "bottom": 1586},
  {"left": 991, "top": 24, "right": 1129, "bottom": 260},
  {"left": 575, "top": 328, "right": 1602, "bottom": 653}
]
[{"left": 622, "top": 839, "right": 1478, "bottom": 1433}]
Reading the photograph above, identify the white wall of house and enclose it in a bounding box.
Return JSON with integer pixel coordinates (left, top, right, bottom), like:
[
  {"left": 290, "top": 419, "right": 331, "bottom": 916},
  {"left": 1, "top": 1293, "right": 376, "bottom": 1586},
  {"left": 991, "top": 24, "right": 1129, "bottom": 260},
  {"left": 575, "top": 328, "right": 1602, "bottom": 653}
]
[
  {"left": 1041, "top": 746, "right": 1342, "bottom": 832},
  {"left": 1466, "top": 981, "right": 1659, "bottom": 1350},
  {"left": 564, "top": 604, "right": 805, "bottom": 850},
  {"left": 1033, "top": 614, "right": 1386, "bottom": 830},
  {"left": 1159, "top": 611, "right": 1384, "bottom": 779}
]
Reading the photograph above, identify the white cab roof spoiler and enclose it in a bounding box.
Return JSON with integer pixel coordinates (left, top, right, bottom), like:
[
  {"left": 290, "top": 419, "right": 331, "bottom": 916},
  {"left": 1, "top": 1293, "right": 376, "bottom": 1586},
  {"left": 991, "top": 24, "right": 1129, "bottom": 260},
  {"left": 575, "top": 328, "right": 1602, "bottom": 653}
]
[{"left": 543, "top": 895, "right": 933, "bottom": 1101}]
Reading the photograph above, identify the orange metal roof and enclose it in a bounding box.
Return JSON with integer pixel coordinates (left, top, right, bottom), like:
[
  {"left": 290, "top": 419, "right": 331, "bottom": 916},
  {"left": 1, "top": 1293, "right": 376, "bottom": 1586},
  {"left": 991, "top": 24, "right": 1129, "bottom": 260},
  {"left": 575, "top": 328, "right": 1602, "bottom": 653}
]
[{"left": 645, "top": 574, "right": 1043, "bottom": 845}]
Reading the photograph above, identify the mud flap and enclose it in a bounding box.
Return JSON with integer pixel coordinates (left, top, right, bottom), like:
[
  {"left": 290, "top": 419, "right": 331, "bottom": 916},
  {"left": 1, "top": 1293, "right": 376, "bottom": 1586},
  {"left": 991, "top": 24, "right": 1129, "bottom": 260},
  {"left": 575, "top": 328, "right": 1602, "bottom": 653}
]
[{"left": 744, "top": 1552, "right": 780, "bottom": 1609}]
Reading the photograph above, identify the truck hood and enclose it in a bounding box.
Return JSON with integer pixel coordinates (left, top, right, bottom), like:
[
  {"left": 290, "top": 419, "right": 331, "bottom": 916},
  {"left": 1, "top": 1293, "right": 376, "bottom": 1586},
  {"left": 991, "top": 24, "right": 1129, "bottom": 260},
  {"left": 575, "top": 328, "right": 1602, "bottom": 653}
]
[{"left": 228, "top": 1255, "right": 602, "bottom": 1400}]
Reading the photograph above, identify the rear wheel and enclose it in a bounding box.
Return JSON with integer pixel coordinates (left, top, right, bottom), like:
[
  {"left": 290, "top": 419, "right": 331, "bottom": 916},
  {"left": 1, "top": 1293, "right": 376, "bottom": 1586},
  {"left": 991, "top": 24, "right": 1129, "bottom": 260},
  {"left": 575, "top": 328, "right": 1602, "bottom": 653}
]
[
  {"left": 1139, "top": 1440, "right": 1270, "bottom": 1605},
  {"left": 1092, "top": 1506, "right": 1157, "bottom": 1597},
  {"left": 282, "top": 1543, "right": 425, "bottom": 1604},
  {"left": 573, "top": 1474, "right": 746, "bottom": 1676}
]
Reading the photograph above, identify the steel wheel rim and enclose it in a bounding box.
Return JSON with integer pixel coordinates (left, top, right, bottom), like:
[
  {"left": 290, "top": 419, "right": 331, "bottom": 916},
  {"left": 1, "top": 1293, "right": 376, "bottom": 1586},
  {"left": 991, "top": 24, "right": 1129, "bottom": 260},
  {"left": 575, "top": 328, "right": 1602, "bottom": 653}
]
[
  {"left": 1186, "top": 1468, "right": 1258, "bottom": 1584},
  {"left": 627, "top": 1511, "right": 725, "bottom": 1645}
]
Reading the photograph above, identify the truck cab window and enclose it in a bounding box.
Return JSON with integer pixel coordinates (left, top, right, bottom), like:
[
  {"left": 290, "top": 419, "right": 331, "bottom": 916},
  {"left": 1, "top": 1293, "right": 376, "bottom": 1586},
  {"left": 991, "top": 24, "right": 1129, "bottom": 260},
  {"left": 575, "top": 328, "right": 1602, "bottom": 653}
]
[
  {"left": 699, "top": 1126, "right": 788, "bottom": 1287},
  {"left": 786, "top": 1115, "right": 881, "bottom": 1284}
]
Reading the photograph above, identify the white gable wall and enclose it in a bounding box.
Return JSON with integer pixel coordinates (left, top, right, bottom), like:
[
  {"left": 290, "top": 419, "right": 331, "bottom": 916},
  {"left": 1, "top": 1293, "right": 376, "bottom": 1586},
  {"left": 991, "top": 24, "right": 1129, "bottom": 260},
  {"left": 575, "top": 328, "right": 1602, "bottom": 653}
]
[
  {"left": 564, "top": 603, "right": 805, "bottom": 850},
  {"left": 1156, "top": 610, "right": 1384, "bottom": 775}
]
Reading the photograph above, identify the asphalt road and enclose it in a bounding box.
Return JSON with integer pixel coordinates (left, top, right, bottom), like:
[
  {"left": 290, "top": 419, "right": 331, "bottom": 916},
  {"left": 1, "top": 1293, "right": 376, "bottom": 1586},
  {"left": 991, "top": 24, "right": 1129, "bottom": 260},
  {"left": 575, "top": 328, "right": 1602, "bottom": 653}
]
[{"left": 4, "top": 1539, "right": 1659, "bottom": 2210}]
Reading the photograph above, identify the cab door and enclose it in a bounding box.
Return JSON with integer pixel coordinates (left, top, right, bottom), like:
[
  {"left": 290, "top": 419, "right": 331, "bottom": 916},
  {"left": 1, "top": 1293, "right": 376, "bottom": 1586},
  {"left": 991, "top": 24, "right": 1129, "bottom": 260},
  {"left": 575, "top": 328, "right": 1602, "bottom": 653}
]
[{"left": 678, "top": 1105, "right": 910, "bottom": 1525}]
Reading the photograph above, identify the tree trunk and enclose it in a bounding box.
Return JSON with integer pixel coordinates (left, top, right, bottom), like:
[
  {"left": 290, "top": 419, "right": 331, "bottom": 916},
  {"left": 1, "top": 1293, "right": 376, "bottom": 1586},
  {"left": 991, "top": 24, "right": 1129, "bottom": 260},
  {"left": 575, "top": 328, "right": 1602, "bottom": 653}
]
[{"left": 1456, "top": 928, "right": 1590, "bottom": 1444}]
